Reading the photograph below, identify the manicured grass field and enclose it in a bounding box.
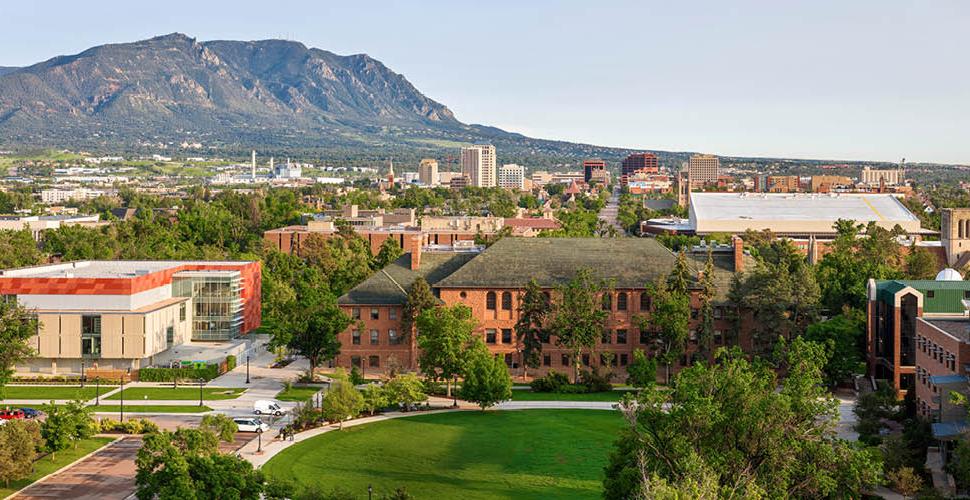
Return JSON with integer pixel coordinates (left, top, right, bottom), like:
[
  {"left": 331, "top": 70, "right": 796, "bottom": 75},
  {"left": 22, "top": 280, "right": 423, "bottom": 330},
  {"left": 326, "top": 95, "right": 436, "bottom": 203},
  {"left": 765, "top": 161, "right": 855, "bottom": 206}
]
[
  {"left": 508, "top": 390, "right": 635, "bottom": 402},
  {"left": 263, "top": 410, "right": 624, "bottom": 499},
  {"left": 0, "top": 436, "right": 114, "bottom": 498},
  {"left": 91, "top": 405, "right": 213, "bottom": 414},
  {"left": 105, "top": 387, "right": 244, "bottom": 401},
  {"left": 1, "top": 386, "right": 111, "bottom": 401},
  {"left": 275, "top": 385, "right": 322, "bottom": 402}
]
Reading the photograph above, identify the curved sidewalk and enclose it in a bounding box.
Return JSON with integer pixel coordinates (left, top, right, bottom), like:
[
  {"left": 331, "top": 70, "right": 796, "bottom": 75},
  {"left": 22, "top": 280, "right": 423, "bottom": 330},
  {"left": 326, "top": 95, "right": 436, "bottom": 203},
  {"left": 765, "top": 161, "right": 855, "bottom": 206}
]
[{"left": 241, "top": 400, "right": 618, "bottom": 468}]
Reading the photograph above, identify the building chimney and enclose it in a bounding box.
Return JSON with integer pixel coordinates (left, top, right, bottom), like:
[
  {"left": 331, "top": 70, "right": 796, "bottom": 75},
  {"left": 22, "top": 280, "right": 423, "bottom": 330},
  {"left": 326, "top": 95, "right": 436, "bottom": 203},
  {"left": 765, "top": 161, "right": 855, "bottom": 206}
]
[
  {"left": 409, "top": 234, "right": 422, "bottom": 270},
  {"left": 732, "top": 236, "right": 744, "bottom": 273}
]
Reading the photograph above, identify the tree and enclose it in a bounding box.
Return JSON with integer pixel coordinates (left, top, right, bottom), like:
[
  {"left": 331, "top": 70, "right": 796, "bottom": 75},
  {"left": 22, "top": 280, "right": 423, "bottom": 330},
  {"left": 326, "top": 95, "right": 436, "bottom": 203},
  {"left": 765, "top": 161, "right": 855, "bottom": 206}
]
[
  {"left": 384, "top": 373, "right": 427, "bottom": 408},
  {"left": 282, "top": 289, "right": 351, "bottom": 375},
  {"left": 853, "top": 381, "right": 901, "bottom": 446},
  {"left": 549, "top": 269, "right": 608, "bottom": 382},
  {"left": 638, "top": 278, "right": 689, "bottom": 383},
  {"left": 361, "top": 383, "right": 390, "bottom": 415},
  {"left": 666, "top": 250, "right": 692, "bottom": 294},
  {"left": 65, "top": 399, "right": 96, "bottom": 448},
  {"left": 0, "top": 419, "right": 40, "bottom": 487},
  {"left": 199, "top": 414, "right": 238, "bottom": 443},
  {"left": 515, "top": 279, "right": 549, "bottom": 378},
  {"left": 417, "top": 304, "right": 476, "bottom": 399},
  {"left": 0, "top": 229, "right": 43, "bottom": 269},
  {"left": 816, "top": 220, "right": 903, "bottom": 312},
  {"left": 804, "top": 309, "right": 866, "bottom": 387},
  {"left": 604, "top": 341, "right": 882, "bottom": 499},
  {"left": 40, "top": 402, "right": 75, "bottom": 460},
  {"left": 460, "top": 340, "right": 512, "bottom": 411},
  {"left": 401, "top": 276, "right": 437, "bottom": 361},
  {"left": 372, "top": 238, "right": 404, "bottom": 271},
  {"left": 322, "top": 379, "right": 364, "bottom": 429},
  {"left": 0, "top": 299, "right": 38, "bottom": 397},
  {"left": 905, "top": 245, "right": 937, "bottom": 279},
  {"left": 625, "top": 349, "right": 657, "bottom": 388},
  {"left": 136, "top": 428, "right": 263, "bottom": 500},
  {"left": 696, "top": 249, "right": 717, "bottom": 356}
]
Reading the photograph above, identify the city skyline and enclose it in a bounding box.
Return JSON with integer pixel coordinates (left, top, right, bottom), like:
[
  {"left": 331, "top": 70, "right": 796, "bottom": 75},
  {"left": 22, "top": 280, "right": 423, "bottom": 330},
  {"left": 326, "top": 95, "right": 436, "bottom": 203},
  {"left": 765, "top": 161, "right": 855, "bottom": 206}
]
[{"left": 1, "top": 1, "right": 968, "bottom": 164}]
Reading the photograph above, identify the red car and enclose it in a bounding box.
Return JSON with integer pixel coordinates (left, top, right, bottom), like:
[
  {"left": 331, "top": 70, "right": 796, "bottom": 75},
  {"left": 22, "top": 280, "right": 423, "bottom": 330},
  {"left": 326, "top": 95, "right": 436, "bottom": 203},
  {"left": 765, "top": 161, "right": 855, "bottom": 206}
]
[{"left": 0, "top": 409, "right": 25, "bottom": 420}]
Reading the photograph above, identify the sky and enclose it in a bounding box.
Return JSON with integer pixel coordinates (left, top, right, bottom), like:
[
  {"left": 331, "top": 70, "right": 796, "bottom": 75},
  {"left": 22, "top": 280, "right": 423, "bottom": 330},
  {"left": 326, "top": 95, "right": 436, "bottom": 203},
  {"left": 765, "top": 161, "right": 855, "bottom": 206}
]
[{"left": 1, "top": 1, "right": 968, "bottom": 164}]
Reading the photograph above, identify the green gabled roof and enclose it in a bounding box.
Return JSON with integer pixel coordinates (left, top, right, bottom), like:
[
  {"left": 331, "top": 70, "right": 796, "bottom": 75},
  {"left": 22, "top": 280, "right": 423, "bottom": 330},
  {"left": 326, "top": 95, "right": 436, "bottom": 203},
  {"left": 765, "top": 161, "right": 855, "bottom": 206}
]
[
  {"left": 337, "top": 252, "right": 476, "bottom": 306},
  {"left": 433, "top": 238, "right": 744, "bottom": 298},
  {"left": 874, "top": 279, "right": 970, "bottom": 314}
]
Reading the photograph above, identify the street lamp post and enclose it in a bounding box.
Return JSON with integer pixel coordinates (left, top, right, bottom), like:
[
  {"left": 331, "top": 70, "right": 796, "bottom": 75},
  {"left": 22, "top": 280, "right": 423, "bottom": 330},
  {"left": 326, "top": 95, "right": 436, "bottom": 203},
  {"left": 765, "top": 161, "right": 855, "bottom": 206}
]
[
  {"left": 120, "top": 368, "right": 130, "bottom": 422},
  {"left": 198, "top": 378, "right": 204, "bottom": 407},
  {"left": 257, "top": 428, "right": 262, "bottom": 453},
  {"left": 368, "top": 485, "right": 373, "bottom": 500},
  {"left": 245, "top": 355, "right": 250, "bottom": 384},
  {"left": 80, "top": 361, "right": 85, "bottom": 388}
]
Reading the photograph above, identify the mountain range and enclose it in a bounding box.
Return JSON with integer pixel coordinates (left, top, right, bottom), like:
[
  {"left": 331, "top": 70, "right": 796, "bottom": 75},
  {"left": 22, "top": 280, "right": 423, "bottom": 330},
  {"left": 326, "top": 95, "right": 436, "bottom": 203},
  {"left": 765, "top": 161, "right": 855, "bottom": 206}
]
[{"left": 0, "top": 33, "right": 645, "bottom": 164}]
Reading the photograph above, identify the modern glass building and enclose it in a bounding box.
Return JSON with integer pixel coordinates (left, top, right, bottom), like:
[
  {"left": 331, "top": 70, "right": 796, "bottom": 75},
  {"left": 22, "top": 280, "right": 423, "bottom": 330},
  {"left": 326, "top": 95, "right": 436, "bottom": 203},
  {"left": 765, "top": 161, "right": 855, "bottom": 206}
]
[{"left": 172, "top": 270, "right": 244, "bottom": 341}]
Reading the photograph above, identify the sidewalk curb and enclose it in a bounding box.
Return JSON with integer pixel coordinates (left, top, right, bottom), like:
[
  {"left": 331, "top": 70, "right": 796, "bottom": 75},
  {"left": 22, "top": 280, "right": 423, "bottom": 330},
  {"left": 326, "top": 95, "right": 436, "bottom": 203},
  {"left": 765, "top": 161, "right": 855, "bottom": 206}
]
[{"left": 3, "top": 436, "right": 122, "bottom": 500}]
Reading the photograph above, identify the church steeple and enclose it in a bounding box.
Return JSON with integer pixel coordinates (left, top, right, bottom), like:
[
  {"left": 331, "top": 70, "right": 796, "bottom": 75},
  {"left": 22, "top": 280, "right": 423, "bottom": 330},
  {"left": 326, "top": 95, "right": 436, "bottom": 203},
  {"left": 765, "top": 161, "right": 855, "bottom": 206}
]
[{"left": 387, "top": 158, "right": 395, "bottom": 184}]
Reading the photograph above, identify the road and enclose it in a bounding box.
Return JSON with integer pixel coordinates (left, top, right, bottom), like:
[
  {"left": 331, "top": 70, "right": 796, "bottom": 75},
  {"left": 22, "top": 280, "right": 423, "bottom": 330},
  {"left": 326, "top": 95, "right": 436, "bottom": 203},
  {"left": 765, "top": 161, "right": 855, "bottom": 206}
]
[{"left": 598, "top": 186, "right": 626, "bottom": 235}]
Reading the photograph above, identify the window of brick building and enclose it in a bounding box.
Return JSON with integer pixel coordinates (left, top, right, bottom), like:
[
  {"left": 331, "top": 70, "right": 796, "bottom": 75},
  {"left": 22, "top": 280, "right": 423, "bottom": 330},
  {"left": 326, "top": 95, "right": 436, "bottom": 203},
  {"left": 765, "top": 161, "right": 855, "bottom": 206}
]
[
  {"left": 389, "top": 308, "right": 397, "bottom": 320},
  {"left": 601, "top": 330, "right": 612, "bottom": 344},
  {"left": 370, "top": 330, "right": 379, "bottom": 345},
  {"left": 602, "top": 293, "right": 612, "bottom": 311},
  {"left": 542, "top": 291, "right": 551, "bottom": 306},
  {"left": 543, "top": 354, "right": 551, "bottom": 367},
  {"left": 639, "top": 293, "right": 651, "bottom": 311},
  {"left": 714, "top": 330, "right": 723, "bottom": 345},
  {"left": 620, "top": 354, "right": 628, "bottom": 366},
  {"left": 501, "top": 329, "right": 512, "bottom": 343},
  {"left": 486, "top": 329, "right": 496, "bottom": 344},
  {"left": 582, "top": 354, "right": 590, "bottom": 366},
  {"left": 486, "top": 292, "right": 497, "bottom": 310},
  {"left": 370, "top": 308, "right": 379, "bottom": 320},
  {"left": 690, "top": 308, "right": 699, "bottom": 320},
  {"left": 713, "top": 307, "right": 723, "bottom": 319},
  {"left": 352, "top": 330, "right": 361, "bottom": 345},
  {"left": 617, "top": 292, "right": 627, "bottom": 311},
  {"left": 388, "top": 330, "right": 400, "bottom": 345},
  {"left": 352, "top": 308, "right": 361, "bottom": 320},
  {"left": 639, "top": 330, "right": 650, "bottom": 344},
  {"left": 501, "top": 292, "right": 512, "bottom": 310},
  {"left": 561, "top": 354, "right": 570, "bottom": 366},
  {"left": 616, "top": 329, "right": 627, "bottom": 344},
  {"left": 351, "top": 356, "right": 362, "bottom": 368},
  {"left": 504, "top": 353, "right": 513, "bottom": 367},
  {"left": 369, "top": 355, "right": 380, "bottom": 368}
]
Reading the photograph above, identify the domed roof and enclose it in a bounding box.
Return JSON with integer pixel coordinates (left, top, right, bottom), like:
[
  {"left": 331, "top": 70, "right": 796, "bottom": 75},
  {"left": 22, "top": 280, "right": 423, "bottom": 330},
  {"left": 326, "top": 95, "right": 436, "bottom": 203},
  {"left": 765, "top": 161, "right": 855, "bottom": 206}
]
[{"left": 935, "top": 268, "right": 964, "bottom": 281}]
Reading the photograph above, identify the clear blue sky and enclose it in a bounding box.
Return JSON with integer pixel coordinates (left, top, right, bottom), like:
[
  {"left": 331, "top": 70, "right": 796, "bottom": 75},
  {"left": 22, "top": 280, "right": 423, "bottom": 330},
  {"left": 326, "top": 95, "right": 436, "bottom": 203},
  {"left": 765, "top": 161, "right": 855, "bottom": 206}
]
[{"left": 1, "top": 1, "right": 968, "bottom": 164}]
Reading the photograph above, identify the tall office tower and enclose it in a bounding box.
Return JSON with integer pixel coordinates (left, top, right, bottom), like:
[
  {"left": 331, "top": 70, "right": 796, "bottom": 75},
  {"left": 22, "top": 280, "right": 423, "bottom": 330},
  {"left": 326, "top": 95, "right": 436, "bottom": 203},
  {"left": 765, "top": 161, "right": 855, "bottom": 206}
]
[
  {"left": 418, "top": 159, "right": 439, "bottom": 186},
  {"left": 460, "top": 145, "right": 497, "bottom": 187},
  {"left": 621, "top": 153, "right": 659, "bottom": 176},
  {"left": 688, "top": 154, "right": 719, "bottom": 185},
  {"left": 498, "top": 164, "right": 525, "bottom": 190},
  {"left": 583, "top": 159, "right": 607, "bottom": 183}
]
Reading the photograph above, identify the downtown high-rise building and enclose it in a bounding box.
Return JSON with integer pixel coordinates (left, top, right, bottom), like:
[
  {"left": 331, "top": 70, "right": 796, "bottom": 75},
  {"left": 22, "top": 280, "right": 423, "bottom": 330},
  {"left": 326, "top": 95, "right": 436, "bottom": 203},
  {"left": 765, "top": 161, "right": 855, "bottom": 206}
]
[
  {"left": 498, "top": 164, "right": 525, "bottom": 190},
  {"left": 583, "top": 159, "right": 606, "bottom": 183},
  {"left": 621, "top": 153, "right": 659, "bottom": 176},
  {"left": 418, "top": 158, "right": 439, "bottom": 186},
  {"left": 688, "top": 154, "right": 719, "bottom": 185},
  {"left": 460, "top": 145, "right": 496, "bottom": 188}
]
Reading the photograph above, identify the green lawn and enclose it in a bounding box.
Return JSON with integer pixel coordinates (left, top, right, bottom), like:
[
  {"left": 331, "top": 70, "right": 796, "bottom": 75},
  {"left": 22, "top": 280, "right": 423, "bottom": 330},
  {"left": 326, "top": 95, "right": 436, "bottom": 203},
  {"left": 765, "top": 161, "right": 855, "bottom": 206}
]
[
  {"left": 91, "top": 405, "right": 213, "bottom": 414},
  {"left": 509, "top": 390, "right": 635, "bottom": 402},
  {"left": 0, "top": 386, "right": 112, "bottom": 401},
  {"left": 0, "top": 436, "right": 114, "bottom": 498},
  {"left": 105, "top": 387, "right": 244, "bottom": 401},
  {"left": 275, "top": 386, "right": 322, "bottom": 402},
  {"left": 263, "top": 410, "right": 623, "bottom": 499}
]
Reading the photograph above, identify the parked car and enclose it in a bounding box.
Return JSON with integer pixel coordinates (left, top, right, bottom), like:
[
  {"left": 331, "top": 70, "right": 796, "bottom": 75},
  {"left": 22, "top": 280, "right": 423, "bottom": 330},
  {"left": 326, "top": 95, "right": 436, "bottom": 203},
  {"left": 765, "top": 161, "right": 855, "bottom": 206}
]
[
  {"left": 232, "top": 417, "right": 269, "bottom": 433},
  {"left": 0, "top": 409, "right": 25, "bottom": 420},
  {"left": 18, "top": 408, "right": 41, "bottom": 419},
  {"left": 253, "top": 400, "right": 284, "bottom": 416}
]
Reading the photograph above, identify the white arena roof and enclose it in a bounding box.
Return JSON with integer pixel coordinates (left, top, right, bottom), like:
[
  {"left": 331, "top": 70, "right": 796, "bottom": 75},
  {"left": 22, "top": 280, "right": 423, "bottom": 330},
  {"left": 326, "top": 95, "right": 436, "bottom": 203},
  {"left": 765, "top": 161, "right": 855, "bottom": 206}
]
[{"left": 689, "top": 193, "right": 923, "bottom": 235}]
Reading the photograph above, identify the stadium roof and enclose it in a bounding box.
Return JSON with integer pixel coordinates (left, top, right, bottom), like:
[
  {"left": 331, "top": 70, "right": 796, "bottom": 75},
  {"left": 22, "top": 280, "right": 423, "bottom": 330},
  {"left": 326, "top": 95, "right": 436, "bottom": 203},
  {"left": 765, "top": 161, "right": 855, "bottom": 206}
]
[{"left": 689, "top": 193, "right": 923, "bottom": 235}]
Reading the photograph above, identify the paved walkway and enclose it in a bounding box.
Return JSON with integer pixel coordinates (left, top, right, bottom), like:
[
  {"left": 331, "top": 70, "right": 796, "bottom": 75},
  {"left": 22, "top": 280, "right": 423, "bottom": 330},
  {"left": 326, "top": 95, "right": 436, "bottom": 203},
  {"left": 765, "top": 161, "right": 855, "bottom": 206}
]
[{"left": 11, "top": 437, "right": 140, "bottom": 500}]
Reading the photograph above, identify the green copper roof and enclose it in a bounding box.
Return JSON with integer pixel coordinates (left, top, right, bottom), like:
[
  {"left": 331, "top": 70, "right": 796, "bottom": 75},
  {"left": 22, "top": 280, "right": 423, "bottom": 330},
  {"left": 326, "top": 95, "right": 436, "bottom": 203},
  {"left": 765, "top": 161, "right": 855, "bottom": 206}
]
[{"left": 874, "top": 279, "right": 970, "bottom": 314}]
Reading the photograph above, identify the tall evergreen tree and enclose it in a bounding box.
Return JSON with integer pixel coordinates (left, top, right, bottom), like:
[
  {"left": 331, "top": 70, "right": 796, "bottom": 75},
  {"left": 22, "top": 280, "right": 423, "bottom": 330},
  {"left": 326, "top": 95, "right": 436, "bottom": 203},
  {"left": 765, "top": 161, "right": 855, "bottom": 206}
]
[
  {"left": 549, "top": 269, "right": 608, "bottom": 382},
  {"left": 515, "top": 279, "right": 549, "bottom": 378},
  {"left": 666, "top": 250, "right": 692, "bottom": 294},
  {"left": 639, "top": 278, "right": 690, "bottom": 383},
  {"left": 402, "top": 277, "right": 438, "bottom": 367}
]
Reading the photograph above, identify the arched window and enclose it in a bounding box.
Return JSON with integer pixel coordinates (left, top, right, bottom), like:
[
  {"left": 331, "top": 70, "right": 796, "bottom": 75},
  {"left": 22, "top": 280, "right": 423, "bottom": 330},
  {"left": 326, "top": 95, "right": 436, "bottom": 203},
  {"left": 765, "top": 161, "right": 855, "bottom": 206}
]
[
  {"left": 617, "top": 292, "right": 628, "bottom": 311},
  {"left": 639, "top": 292, "right": 651, "bottom": 311},
  {"left": 501, "top": 291, "right": 512, "bottom": 310},
  {"left": 602, "top": 293, "right": 612, "bottom": 311},
  {"left": 486, "top": 291, "right": 497, "bottom": 310},
  {"left": 542, "top": 291, "right": 551, "bottom": 306}
]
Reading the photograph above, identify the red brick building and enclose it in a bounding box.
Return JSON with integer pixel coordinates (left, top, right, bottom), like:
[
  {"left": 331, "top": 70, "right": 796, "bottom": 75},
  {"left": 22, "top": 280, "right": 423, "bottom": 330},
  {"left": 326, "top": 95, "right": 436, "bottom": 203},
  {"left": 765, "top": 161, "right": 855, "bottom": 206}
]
[
  {"left": 335, "top": 237, "right": 753, "bottom": 379},
  {"left": 621, "top": 153, "right": 659, "bottom": 176}
]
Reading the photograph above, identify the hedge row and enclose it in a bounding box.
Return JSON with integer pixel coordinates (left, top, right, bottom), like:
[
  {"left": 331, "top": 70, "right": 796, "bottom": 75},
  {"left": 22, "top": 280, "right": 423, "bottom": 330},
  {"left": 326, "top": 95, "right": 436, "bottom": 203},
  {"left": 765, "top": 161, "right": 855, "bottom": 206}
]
[{"left": 138, "top": 364, "right": 221, "bottom": 382}]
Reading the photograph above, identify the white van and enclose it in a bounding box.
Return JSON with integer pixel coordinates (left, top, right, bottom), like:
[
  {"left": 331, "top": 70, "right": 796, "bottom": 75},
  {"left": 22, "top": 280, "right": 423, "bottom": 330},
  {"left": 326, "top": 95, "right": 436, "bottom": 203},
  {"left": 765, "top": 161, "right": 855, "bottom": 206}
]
[
  {"left": 253, "top": 400, "right": 284, "bottom": 416},
  {"left": 233, "top": 417, "right": 269, "bottom": 433}
]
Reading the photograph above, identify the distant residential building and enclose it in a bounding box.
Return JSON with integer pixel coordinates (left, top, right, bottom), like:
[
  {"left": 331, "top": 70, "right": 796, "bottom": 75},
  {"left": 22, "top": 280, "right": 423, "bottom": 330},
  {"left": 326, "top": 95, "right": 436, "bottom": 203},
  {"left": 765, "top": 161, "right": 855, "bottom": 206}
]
[
  {"left": 0, "top": 260, "right": 261, "bottom": 376},
  {"left": 583, "top": 159, "right": 606, "bottom": 183},
  {"left": 810, "top": 175, "right": 855, "bottom": 192},
  {"left": 40, "top": 188, "right": 111, "bottom": 204},
  {"left": 531, "top": 171, "right": 553, "bottom": 187},
  {"left": 754, "top": 175, "right": 800, "bottom": 193},
  {"left": 688, "top": 154, "right": 719, "bottom": 186},
  {"left": 861, "top": 166, "right": 904, "bottom": 186},
  {"left": 418, "top": 159, "right": 439, "bottom": 186},
  {"left": 460, "top": 145, "right": 496, "bottom": 188},
  {"left": 498, "top": 164, "right": 525, "bottom": 191},
  {"left": 551, "top": 171, "right": 584, "bottom": 184},
  {"left": 621, "top": 153, "right": 659, "bottom": 176},
  {"left": 449, "top": 174, "right": 471, "bottom": 190},
  {"left": 0, "top": 214, "right": 103, "bottom": 241}
]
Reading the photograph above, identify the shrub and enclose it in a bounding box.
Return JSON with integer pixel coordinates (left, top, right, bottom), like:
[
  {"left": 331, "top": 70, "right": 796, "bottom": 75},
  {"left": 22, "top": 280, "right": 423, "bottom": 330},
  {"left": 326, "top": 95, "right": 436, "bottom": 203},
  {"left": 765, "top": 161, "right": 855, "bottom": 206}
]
[
  {"left": 423, "top": 379, "right": 446, "bottom": 396},
  {"left": 225, "top": 355, "right": 237, "bottom": 371},
  {"left": 531, "top": 371, "right": 570, "bottom": 393},
  {"left": 557, "top": 384, "right": 589, "bottom": 394},
  {"left": 579, "top": 369, "right": 613, "bottom": 393},
  {"left": 99, "top": 417, "right": 119, "bottom": 433},
  {"left": 138, "top": 365, "right": 220, "bottom": 382},
  {"left": 138, "top": 419, "right": 159, "bottom": 434},
  {"left": 264, "top": 476, "right": 298, "bottom": 500},
  {"left": 350, "top": 365, "right": 365, "bottom": 386},
  {"left": 385, "top": 374, "right": 428, "bottom": 408},
  {"left": 886, "top": 467, "right": 923, "bottom": 497},
  {"left": 361, "top": 384, "right": 390, "bottom": 415}
]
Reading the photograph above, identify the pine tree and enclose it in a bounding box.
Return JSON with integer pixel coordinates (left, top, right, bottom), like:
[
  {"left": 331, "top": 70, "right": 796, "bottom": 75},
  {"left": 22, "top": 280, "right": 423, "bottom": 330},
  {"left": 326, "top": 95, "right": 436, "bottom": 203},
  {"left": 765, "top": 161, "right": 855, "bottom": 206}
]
[
  {"left": 515, "top": 279, "right": 549, "bottom": 378},
  {"left": 666, "top": 250, "right": 692, "bottom": 294},
  {"left": 697, "top": 249, "right": 717, "bottom": 356}
]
